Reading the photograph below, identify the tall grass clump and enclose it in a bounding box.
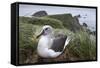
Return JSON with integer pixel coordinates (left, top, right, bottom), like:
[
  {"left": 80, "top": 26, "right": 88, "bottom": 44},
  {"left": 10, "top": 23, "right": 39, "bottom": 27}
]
[
  {"left": 67, "top": 31, "right": 96, "bottom": 61},
  {"left": 19, "top": 23, "right": 38, "bottom": 64}
]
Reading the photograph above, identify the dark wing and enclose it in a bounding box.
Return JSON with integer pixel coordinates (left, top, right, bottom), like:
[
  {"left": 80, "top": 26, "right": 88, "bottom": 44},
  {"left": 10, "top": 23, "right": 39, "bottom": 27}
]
[{"left": 51, "top": 34, "right": 67, "bottom": 52}]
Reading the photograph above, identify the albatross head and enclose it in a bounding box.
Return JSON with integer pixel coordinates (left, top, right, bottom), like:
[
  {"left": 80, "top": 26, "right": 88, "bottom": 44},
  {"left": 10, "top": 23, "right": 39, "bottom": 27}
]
[{"left": 37, "top": 25, "right": 53, "bottom": 38}]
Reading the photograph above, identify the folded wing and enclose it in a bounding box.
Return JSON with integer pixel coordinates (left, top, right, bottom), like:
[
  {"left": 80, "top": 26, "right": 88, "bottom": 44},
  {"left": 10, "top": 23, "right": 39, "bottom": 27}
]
[{"left": 51, "top": 34, "right": 67, "bottom": 52}]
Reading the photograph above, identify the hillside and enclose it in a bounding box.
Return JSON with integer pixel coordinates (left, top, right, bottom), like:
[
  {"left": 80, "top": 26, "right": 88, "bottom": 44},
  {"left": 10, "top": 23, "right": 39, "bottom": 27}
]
[
  {"left": 19, "top": 16, "right": 64, "bottom": 28},
  {"left": 19, "top": 13, "right": 82, "bottom": 32},
  {"left": 43, "top": 14, "right": 82, "bottom": 32}
]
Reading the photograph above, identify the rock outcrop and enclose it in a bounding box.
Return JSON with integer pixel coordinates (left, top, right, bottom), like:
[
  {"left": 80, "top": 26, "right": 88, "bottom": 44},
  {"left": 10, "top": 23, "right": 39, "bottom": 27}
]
[{"left": 32, "top": 10, "right": 48, "bottom": 17}]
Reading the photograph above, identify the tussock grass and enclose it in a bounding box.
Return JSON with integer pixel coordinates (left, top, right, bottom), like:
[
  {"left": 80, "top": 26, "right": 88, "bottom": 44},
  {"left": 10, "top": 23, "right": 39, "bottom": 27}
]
[{"left": 67, "top": 31, "right": 96, "bottom": 61}]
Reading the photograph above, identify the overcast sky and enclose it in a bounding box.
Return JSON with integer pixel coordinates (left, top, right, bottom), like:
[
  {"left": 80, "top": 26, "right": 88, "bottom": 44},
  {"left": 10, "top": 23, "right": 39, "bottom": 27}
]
[{"left": 19, "top": 4, "right": 96, "bottom": 31}]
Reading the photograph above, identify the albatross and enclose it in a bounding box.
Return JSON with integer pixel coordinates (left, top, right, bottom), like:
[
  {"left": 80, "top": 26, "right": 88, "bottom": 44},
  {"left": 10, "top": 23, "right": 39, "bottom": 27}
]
[{"left": 36, "top": 25, "right": 71, "bottom": 58}]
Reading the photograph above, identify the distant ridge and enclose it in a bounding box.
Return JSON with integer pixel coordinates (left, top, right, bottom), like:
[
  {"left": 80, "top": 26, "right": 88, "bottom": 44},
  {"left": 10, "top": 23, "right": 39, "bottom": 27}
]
[{"left": 32, "top": 10, "right": 48, "bottom": 17}]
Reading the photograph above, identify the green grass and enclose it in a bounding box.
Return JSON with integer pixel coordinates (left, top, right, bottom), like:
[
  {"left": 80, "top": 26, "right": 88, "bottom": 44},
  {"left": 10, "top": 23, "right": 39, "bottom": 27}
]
[
  {"left": 19, "top": 16, "right": 64, "bottom": 28},
  {"left": 19, "top": 23, "right": 38, "bottom": 64},
  {"left": 66, "top": 31, "right": 96, "bottom": 61}
]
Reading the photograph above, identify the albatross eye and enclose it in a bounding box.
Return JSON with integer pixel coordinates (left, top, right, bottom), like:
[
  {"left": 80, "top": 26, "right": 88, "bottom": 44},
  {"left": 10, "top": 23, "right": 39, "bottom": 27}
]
[{"left": 45, "top": 28, "right": 48, "bottom": 31}]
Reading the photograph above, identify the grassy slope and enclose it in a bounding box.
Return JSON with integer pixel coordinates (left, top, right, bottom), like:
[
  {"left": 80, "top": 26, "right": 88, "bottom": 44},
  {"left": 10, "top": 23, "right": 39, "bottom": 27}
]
[
  {"left": 43, "top": 14, "right": 82, "bottom": 32},
  {"left": 19, "top": 13, "right": 82, "bottom": 32},
  {"left": 19, "top": 16, "right": 64, "bottom": 28}
]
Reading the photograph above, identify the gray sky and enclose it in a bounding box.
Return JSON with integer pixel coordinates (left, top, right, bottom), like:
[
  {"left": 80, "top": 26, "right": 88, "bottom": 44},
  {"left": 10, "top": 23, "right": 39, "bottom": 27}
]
[{"left": 19, "top": 4, "right": 96, "bottom": 31}]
